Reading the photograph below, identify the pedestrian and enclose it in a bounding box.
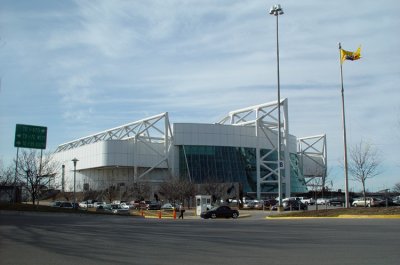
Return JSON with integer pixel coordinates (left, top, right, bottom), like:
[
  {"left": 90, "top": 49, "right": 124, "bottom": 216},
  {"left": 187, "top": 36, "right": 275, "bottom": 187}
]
[{"left": 178, "top": 203, "right": 184, "bottom": 219}]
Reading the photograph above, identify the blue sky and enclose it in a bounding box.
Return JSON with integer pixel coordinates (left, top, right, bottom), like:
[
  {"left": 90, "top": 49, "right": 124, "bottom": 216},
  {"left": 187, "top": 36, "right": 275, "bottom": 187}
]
[{"left": 1, "top": 0, "right": 399, "bottom": 192}]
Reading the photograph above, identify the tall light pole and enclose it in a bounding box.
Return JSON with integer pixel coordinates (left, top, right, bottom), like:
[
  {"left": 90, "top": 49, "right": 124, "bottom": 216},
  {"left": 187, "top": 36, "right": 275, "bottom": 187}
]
[
  {"left": 72, "top": 158, "right": 78, "bottom": 209},
  {"left": 61, "top": 165, "right": 65, "bottom": 193},
  {"left": 269, "top": 4, "right": 284, "bottom": 209}
]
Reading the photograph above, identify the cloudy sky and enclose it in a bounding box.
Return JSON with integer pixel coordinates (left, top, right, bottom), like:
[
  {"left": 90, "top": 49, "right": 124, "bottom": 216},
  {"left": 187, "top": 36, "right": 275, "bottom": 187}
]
[{"left": 1, "top": 0, "right": 399, "bottom": 192}]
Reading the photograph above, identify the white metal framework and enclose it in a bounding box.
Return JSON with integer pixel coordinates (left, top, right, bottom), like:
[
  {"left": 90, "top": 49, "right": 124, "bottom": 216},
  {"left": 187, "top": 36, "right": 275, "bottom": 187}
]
[
  {"left": 297, "top": 134, "right": 327, "bottom": 189},
  {"left": 55, "top": 113, "right": 173, "bottom": 181},
  {"left": 218, "top": 99, "right": 290, "bottom": 199}
]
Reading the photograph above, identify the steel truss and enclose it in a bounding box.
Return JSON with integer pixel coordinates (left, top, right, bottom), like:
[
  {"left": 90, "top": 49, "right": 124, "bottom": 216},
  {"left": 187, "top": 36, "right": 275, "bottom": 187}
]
[
  {"left": 54, "top": 113, "right": 173, "bottom": 181},
  {"left": 218, "top": 99, "right": 290, "bottom": 199},
  {"left": 297, "top": 134, "right": 327, "bottom": 189}
]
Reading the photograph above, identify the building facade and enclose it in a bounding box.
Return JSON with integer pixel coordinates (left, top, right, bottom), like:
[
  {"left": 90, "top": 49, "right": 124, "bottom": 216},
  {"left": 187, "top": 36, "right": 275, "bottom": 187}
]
[{"left": 53, "top": 99, "right": 326, "bottom": 199}]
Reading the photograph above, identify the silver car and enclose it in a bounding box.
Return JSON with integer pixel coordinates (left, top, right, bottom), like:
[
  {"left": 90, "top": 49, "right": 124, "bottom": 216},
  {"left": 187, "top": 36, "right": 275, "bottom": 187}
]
[{"left": 352, "top": 197, "right": 383, "bottom": 207}]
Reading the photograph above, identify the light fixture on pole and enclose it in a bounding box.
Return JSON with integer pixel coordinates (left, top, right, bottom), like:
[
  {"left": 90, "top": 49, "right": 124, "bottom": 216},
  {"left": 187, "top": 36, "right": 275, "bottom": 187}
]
[
  {"left": 72, "top": 158, "right": 78, "bottom": 209},
  {"left": 269, "top": 4, "right": 284, "bottom": 209}
]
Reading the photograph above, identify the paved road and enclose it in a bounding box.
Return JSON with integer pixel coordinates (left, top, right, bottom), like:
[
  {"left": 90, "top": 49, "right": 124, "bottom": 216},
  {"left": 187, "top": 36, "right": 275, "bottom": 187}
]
[{"left": 1, "top": 211, "right": 399, "bottom": 265}]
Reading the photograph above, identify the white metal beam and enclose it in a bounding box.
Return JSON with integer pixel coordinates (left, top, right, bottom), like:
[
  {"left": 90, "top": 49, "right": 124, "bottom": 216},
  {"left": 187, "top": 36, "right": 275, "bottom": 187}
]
[{"left": 217, "top": 99, "right": 289, "bottom": 199}]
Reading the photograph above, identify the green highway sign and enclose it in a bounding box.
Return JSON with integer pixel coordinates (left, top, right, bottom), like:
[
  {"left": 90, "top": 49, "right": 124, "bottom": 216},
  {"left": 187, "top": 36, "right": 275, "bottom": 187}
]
[{"left": 14, "top": 124, "right": 47, "bottom": 149}]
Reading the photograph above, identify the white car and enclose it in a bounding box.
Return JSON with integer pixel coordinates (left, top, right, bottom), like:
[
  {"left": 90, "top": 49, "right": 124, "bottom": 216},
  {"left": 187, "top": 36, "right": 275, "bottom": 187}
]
[
  {"left": 79, "top": 201, "right": 88, "bottom": 208},
  {"left": 316, "top": 198, "right": 330, "bottom": 205},
  {"left": 94, "top": 201, "right": 106, "bottom": 208},
  {"left": 119, "top": 202, "right": 130, "bottom": 209},
  {"left": 161, "top": 203, "right": 177, "bottom": 210},
  {"left": 298, "top": 197, "right": 315, "bottom": 205},
  {"left": 78, "top": 201, "right": 94, "bottom": 208}
]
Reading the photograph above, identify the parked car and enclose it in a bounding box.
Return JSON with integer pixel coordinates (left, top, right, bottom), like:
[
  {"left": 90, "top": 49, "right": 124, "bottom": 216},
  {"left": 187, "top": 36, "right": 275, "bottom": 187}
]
[
  {"left": 96, "top": 204, "right": 113, "bottom": 213},
  {"left": 276, "top": 197, "right": 295, "bottom": 203},
  {"left": 148, "top": 201, "right": 161, "bottom": 210},
  {"left": 79, "top": 201, "right": 94, "bottom": 208},
  {"left": 110, "top": 204, "right": 130, "bottom": 214},
  {"left": 328, "top": 197, "right": 345, "bottom": 206},
  {"left": 264, "top": 199, "right": 278, "bottom": 208},
  {"left": 59, "top": 202, "right": 74, "bottom": 209},
  {"left": 352, "top": 197, "right": 383, "bottom": 207},
  {"left": 161, "top": 203, "right": 179, "bottom": 210},
  {"left": 129, "top": 200, "right": 141, "bottom": 209},
  {"left": 94, "top": 201, "right": 106, "bottom": 208},
  {"left": 316, "top": 198, "right": 330, "bottom": 205},
  {"left": 243, "top": 200, "right": 262, "bottom": 209},
  {"left": 118, "top": 202, "right": 128, "bottom": 208},
  {"left": 139, "top": 201, "right": 151, "bottom": 210},
  {"left": 283, "top": 199, "right": 308, "bottom": 211},
  {"left": 380, "top": 197, "right": 397, "bottom": 206},
  {"left": 298, "top": 197, "right": 315, "bottom": 205},
  {"left": 201, "top": 206, "right": 239, "bottom": 219},
  {"left": 271, "top": 198, "right": 307, "bottom": 211},
  {"left": 50, "top": 201, "right": 63, "bottom": 207},
  {"left": 392, "top": 197, "right": 400, "bottom": 206}
]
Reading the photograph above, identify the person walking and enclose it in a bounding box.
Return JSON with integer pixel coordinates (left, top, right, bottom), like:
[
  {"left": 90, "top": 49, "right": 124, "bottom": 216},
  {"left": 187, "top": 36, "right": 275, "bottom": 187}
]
[{"left": 178, "top": 203, "right": 184, "bottom": 219}]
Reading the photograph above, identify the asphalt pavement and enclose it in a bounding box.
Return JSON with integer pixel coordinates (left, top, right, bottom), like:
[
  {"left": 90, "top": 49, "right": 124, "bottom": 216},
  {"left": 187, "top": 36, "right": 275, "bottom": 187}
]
[{"left": 1, "top": 210, "right": 399, "bottom": 265}]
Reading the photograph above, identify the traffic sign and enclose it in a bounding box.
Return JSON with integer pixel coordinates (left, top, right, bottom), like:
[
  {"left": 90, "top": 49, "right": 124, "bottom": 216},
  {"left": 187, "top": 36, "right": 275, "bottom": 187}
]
[{"left": 14, "top": 124, "right": 47, "bottom": 149}]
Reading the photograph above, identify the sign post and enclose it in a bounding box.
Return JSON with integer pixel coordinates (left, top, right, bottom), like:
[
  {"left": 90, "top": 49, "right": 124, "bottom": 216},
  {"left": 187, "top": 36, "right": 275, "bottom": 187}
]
[{"left": 13, "top": 124, "right": 47, "bottom": 203}]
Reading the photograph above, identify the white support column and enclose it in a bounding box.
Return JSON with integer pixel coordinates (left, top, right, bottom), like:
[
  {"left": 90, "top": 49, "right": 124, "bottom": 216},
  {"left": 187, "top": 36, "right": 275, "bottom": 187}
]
[
  {"left": 282, "top": 99, "right": 290, "bottom": 198},
  {"left": 133, "top": 136, "right": 138, "bottom": 183},
  {"left": 256, "top": 119, "right": 261, "bottom": 199},
  {"left": 297, "top": 134, "right": 327, "bottom": 191}
]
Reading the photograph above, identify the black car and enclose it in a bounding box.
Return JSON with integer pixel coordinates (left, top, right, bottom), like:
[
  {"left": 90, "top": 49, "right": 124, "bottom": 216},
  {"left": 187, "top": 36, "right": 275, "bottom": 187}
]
[
  {"left": 328, "top": 197, "right": 354, "bottom": 206},
  {"left": 147, "top": 202, "right": 161, "bottom": 210},
  {"left": 282, "top": 199, "right": 307, "bottom": 211},
  {"left": 264, "top": 199, "right": 278, "bottom": 208},
  {"left": 328, "top": 197, "right": 345, "bottom": 206},
  {"left": 59, "top": 202, "right": 74, "bottom": 209},
  {"left": 200, "top": 206, "right": 239, "bottom": 219}
]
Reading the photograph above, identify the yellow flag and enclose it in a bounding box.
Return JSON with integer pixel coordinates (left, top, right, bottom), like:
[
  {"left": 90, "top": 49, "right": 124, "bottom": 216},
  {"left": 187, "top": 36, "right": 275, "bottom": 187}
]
[{"left": 341, "top": 46, "right": 361, "bottom": 63}]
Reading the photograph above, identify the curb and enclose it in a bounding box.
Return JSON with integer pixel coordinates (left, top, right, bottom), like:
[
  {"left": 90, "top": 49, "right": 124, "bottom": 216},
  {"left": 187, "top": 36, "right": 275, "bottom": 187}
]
[
  {"left": 338, "top": 215, "right": 400, "bottom": 219},
  {"left": 266, "top": 215, "right": 400, "bottom": 220}
]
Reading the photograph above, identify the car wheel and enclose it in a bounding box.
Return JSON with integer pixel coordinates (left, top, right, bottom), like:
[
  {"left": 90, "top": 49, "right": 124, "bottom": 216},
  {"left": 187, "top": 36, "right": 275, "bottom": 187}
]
[
  {"left": 211, "top": 213, "right": 217, "bottom": 219},
  {"left": 232, "top": 212, "right": 238, "bottom": 219},
  {"left": 353, "top": 203, "right": 357, "bottom": 207}
]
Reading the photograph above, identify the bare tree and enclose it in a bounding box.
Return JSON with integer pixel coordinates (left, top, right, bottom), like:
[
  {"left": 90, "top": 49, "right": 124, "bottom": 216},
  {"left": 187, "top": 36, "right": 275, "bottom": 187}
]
[
  {"left": 348, "top": 140, "right": 382, "bottom": 207},
  {"left": 200, "top": 177, "right": 231, "bottom": 204},
  {"left": 158, "top": 177, "right": 180, "bottom": 202},
  {"left": 0, "top": 163, "right": 14, "bottom": 185},
  {"left": 125, "top": 182, "right": 151, "bottom": 201},
  {"left": 103, "top": 185, "right": 118, "bottom": 203},
  {"left": 0, "top": 163, "right": 16, "bottom": 200},
  {"left": 393, "top": 182, "right": 400, "bottom": 194},
  {"left": 157, "top": 177, "right": 196, "bottom": 206},
  {"left": 16, "top": 149, "right": 59, "bottom": 205},
  {"left": 177, "top": 179, "right": 196, "bottom": 207}
]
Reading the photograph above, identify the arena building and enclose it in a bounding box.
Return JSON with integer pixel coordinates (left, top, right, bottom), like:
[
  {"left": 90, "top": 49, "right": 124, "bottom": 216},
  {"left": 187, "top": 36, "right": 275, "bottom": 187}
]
[{"left": 53, "top": 99, "right": 327, "bottom": 200}]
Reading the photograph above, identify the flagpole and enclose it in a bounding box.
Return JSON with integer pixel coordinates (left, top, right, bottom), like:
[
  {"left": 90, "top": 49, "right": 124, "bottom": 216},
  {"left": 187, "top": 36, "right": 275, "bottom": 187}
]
[{"left": 339, "top": 42, "right": 350, "bottom": 208}]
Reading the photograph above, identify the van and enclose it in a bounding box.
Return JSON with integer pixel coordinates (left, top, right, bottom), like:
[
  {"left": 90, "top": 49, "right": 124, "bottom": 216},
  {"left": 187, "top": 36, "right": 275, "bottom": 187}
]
[{"left": 352, "top": 197, "right": 383, "bottom": 207}]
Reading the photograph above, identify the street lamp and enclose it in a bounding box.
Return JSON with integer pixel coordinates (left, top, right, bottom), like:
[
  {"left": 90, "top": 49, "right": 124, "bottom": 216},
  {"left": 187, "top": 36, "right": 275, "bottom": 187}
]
[
  {"left": 269, "top": 4, "right": 284, "bottom": 209},
  {"left": 61, "top": 165, "right": 65, "bottom": 193},
  {"left": 72, "top": 158, "right": 79, "bottom": 209}
]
